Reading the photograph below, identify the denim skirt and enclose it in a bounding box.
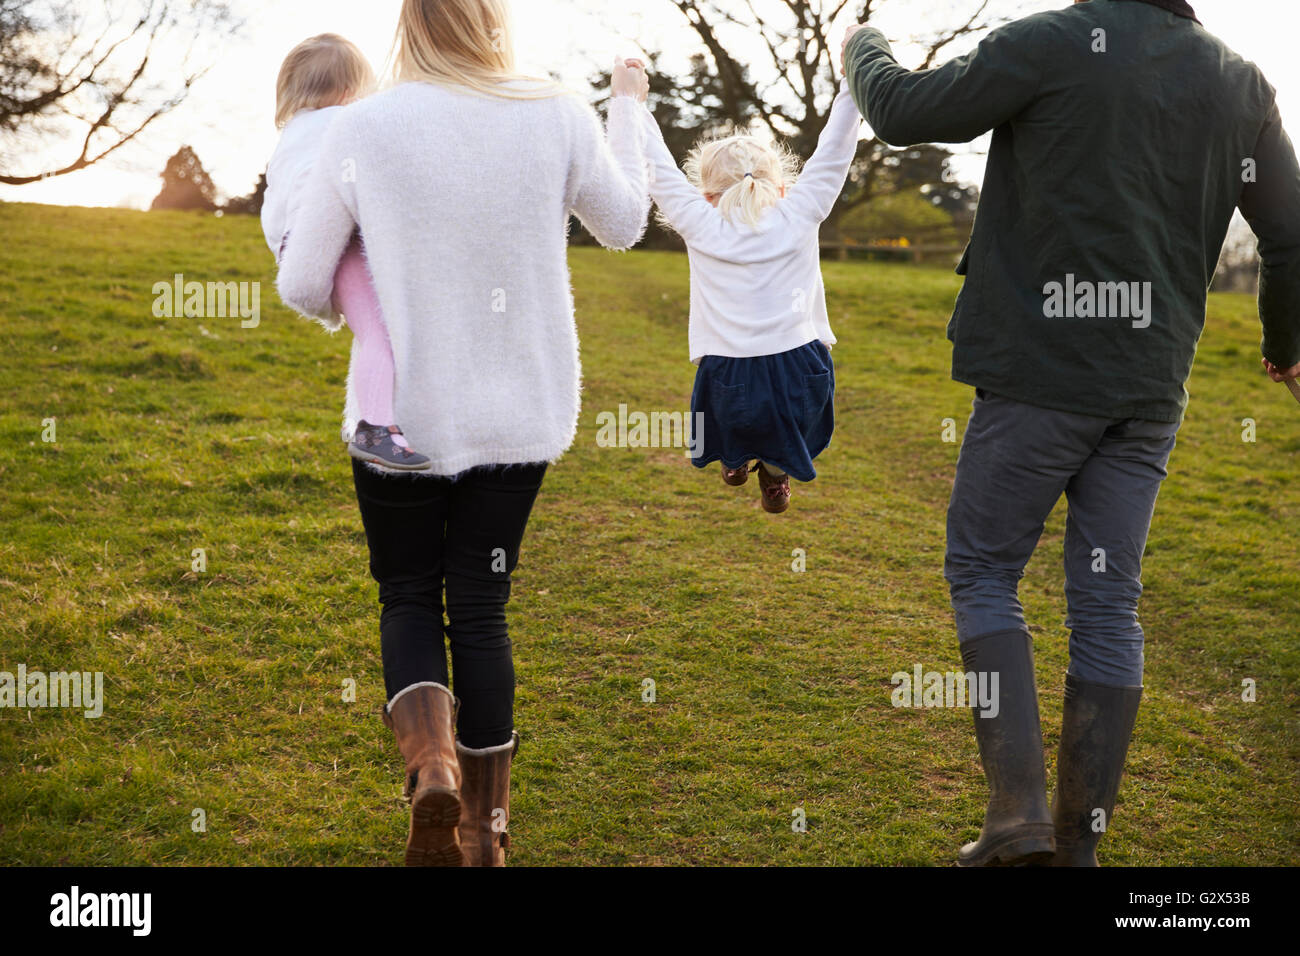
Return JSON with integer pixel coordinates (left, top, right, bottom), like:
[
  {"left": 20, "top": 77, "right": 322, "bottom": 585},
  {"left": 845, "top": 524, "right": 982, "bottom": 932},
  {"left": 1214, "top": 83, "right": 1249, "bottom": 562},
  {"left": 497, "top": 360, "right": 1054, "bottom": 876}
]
[{"left": 689, "top": 340, "right": 834, "bottom": 483}]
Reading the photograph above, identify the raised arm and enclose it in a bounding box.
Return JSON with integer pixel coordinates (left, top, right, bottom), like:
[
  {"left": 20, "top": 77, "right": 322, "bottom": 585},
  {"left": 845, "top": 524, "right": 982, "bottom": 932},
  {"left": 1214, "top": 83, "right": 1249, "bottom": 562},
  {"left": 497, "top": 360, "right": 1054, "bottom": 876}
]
[
  {"left": 844, "top": 22, "right": 1041, "bottom": 147},
  {"left": 639, "top": 107, "right": 716, "bottom": 241},
  {"left": 1238, "top": 101, "right": 1300, "bottom": 378},
  {"left": 783, "top": 80, "right": 863, "bottom": 223},
  {"left": 567, "top": 72, "right": 651, "bottom": 252},
  {"left": 275, "top": 126, "right": 356, "bottom": 330}
]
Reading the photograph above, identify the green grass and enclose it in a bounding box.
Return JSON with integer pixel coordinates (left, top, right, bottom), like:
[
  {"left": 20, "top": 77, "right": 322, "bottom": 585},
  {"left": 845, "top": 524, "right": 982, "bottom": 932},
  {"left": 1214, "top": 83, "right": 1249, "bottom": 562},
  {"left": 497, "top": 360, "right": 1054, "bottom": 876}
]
[{"left": 0, "top": 201, "right": 1296, "bottom": 866}]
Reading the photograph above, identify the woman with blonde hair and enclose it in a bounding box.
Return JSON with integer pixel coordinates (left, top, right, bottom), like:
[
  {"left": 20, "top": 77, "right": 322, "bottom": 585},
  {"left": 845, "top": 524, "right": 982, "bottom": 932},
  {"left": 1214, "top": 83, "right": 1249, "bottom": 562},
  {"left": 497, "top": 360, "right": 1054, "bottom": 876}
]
[{"left": 276, "top": 0, "right": 651, "bottom": 866}]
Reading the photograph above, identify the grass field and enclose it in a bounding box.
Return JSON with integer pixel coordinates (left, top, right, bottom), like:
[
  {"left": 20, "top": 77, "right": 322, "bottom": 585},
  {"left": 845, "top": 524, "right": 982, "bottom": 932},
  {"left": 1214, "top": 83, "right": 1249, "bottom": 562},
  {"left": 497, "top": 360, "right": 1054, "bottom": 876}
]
[{"left": 0, "top": 201, "right": 1296, "bottom": 866}]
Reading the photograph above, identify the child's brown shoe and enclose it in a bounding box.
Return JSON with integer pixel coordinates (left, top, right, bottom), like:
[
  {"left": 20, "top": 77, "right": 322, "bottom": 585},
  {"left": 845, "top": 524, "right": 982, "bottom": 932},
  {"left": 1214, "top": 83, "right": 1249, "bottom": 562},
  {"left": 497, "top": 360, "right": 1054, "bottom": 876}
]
[
  {"left": 758, "top": 465, "right": 790, "bottom": 514},
  {"left": 722, "top": 462, "right": 751, "bottom": 487}
]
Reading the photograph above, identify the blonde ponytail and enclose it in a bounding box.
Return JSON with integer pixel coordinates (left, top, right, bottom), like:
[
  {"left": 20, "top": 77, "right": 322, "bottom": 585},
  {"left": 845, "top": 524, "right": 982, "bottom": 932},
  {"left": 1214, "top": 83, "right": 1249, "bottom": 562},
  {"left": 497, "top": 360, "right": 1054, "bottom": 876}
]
[
  {"left": 718, "top": 172, "right": 784, "bottom": 228},
  {"left": 676, "top": 133, "right": 802, "bottom": 231}
]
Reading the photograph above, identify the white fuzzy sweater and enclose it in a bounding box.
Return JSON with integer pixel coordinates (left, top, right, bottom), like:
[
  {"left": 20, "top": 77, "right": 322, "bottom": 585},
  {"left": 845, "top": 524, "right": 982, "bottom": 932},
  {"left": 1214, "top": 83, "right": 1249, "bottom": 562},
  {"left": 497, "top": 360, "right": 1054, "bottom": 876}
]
[
  {"left": 276, "top": 82, "right": 651, "bottom": 476},
  {"left": 261, "top": 106, "right": 343, "bottom": 260}
]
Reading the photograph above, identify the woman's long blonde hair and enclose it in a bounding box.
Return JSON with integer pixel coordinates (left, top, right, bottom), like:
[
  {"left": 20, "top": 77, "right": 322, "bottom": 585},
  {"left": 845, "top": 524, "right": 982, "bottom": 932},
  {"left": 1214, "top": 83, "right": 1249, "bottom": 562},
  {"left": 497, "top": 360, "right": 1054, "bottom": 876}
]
[
  {"left": 275, "top": 34, "right": 377, "bottom": 128},
  {"left": 390, "top": 0, "right": 562, "bottom": 99},
  {"left": 681, "top": 133, "right": 802, "bottom": 229}
]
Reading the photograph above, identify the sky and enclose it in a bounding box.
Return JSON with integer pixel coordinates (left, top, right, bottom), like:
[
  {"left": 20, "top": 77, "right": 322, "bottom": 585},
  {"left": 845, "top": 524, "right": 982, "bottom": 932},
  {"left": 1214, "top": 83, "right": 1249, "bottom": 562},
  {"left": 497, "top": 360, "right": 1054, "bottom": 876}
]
[{"left": 2, "top": 0, "right": 1297, "bottom": 210}]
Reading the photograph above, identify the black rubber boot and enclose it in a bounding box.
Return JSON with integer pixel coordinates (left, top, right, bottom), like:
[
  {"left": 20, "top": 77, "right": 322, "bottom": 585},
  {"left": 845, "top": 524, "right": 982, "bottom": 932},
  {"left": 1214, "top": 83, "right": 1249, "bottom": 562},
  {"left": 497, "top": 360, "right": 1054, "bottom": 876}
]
[
  {"left": 1050, "top": 673, "right": 1143, "bottom": 867},
  {"left": 956, "top": 629, "right": 1055, "bottom": 867}
]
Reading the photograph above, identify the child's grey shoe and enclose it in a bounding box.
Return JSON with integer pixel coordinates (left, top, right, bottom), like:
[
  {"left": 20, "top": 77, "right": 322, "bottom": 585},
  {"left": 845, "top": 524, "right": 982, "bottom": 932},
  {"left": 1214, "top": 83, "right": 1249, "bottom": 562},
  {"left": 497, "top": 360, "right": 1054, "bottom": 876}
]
[{"left": 350, "top": 421, "right": 433, "bottom": 472}]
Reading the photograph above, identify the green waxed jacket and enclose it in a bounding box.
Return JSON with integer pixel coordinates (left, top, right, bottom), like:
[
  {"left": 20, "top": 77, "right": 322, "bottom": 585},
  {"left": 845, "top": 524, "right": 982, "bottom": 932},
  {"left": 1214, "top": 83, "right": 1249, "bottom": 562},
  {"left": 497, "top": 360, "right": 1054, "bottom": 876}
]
[{"left": 845, "top": 0, "right": 1300, "bottom": 422}]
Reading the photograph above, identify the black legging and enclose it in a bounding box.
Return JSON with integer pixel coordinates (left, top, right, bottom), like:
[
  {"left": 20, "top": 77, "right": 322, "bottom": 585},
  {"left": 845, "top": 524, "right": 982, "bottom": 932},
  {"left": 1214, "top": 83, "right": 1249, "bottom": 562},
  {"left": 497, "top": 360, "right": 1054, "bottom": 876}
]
[{"left": 352, "top": 459, "right": 547, "bottom": 748}]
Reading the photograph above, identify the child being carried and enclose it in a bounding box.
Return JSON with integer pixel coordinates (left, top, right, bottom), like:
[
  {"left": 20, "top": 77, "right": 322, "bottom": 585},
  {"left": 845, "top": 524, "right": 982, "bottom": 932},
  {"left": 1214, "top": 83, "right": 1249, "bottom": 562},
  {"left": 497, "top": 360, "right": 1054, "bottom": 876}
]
[{"left": 263, "top": 34, "right": 432, "bottom": 471}]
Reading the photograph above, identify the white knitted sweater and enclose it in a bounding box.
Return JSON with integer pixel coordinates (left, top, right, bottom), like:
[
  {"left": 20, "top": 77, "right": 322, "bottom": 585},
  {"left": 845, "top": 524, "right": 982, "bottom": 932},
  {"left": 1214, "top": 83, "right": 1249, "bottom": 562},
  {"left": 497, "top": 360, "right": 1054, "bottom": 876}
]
[{"left": 276, "top": 82, "right": 651, "bottom": 476}]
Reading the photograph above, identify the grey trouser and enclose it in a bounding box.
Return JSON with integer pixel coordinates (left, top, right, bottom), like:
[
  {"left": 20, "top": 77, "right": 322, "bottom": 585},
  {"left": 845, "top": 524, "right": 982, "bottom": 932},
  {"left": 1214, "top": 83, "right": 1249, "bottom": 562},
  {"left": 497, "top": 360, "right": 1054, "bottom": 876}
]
[{"left": 944, "top": 390, "right": 1179, "bottom": 686}]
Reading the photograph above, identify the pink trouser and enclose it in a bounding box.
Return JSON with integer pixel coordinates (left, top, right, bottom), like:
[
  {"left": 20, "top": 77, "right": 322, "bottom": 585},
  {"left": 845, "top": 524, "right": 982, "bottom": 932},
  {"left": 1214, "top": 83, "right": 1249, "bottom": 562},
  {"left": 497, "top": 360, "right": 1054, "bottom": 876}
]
[{"left": 332, "top": 236, "right": 396, "bottom": 428}]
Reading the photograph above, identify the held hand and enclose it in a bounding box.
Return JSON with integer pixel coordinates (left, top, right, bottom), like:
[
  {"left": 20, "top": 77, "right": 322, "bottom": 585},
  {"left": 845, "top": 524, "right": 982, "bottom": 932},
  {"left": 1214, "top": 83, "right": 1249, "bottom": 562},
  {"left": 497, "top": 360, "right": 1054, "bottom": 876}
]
[
  {"left": 612, "top": 57, "right": 650, "bottom": 103},
  {"left": 841, "top": 24, "right": 869, "bottom": 72},
  {"left": 1262, "top": 357, "right": 1300, "bottom": 383}
]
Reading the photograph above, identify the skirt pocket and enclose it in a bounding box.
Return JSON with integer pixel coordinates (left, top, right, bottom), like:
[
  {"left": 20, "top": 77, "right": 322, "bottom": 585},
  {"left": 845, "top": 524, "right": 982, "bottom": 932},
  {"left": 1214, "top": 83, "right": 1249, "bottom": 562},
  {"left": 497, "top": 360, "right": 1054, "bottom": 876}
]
[
  {"left": 708, "top": 379, "right": 751, "bottom": 433},
  {"left": 802, "top": 368, "right": 833, "bottom": 423}
]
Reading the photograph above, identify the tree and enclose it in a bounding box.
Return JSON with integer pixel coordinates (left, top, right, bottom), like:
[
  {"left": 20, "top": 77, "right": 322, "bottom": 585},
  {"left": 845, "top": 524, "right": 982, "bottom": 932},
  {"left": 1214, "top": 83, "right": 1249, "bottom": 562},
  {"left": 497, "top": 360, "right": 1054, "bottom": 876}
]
[
  {"left": 1213, "top": 215, "right": 1260, "bottom": 295},
  {"left": 657, "top": 0, "right": 1010, "bottom": 234},
  {"left": 838, "top": 191, "right": 951, "bottom": 241},
  {"left": 223, "top": 170, "right": 267, "bottom": 217},
  {"left": 0, "top": 0, "right": 239, "bottom": 186},
  {"left": 639, "top": 52, "right": 764, "bottom": 158},
  {"left": 587, "top": 47, "right": 976, "bottom": 249},
  {"left": 150, "top": 145, "right": 216, "bottom": 211},
  {"left": 583, "top": 51, "right": 764, "bottom": 247},
  {"left": 0, "top": 1, "right": 50, "bottom": 134}
]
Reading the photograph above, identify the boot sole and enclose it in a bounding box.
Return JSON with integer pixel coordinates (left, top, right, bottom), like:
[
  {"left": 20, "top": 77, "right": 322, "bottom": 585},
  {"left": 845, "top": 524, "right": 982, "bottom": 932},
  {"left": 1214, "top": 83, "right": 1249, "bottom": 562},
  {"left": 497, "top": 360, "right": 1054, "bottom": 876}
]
[
  {"left": 957, "top": 828, "right": 1055, "bottom": 868},
  {"left": 406, "top": 787, "right": 463, "bottom": 867},
  {"left": 349, "top": 447, "right": 433, "bottom": 472}
]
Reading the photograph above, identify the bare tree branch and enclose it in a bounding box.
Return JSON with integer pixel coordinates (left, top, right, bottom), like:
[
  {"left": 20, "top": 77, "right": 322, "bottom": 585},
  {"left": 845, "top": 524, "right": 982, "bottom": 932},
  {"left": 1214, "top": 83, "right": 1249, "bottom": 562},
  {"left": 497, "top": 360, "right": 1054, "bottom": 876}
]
[
  {"left": 918, "top": 1, "right": 1001, "bottom": 69},
  {"left": 0, "top": 0, "right": 238, "bottom": 185},
  {"left": 662, "top": 0, "right": 999, "bottom": 233}
]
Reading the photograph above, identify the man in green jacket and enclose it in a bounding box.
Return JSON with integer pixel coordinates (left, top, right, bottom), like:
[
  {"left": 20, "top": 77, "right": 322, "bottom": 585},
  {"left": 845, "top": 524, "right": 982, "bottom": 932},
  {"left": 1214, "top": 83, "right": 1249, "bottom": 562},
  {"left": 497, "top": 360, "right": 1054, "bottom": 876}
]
[{"left": 844, "top": 0, "right": 1300, "bottom": 866}]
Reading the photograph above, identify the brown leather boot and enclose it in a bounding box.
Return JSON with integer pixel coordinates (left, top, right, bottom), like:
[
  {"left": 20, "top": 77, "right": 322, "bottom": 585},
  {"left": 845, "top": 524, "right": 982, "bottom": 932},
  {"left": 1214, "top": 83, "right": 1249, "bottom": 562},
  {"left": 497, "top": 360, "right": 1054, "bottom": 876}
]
[
  {"left": 722, "top": 462, "right": 751, "bottom": 486},
  {"left": 757, "top": 464, "right": 791, "bottom": 514},
  {"left": 457, "top": 733, "right": 519, "bottom": 867},
  {"left": 382, "top": 682, "right": 463, "bottom": 867}
]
